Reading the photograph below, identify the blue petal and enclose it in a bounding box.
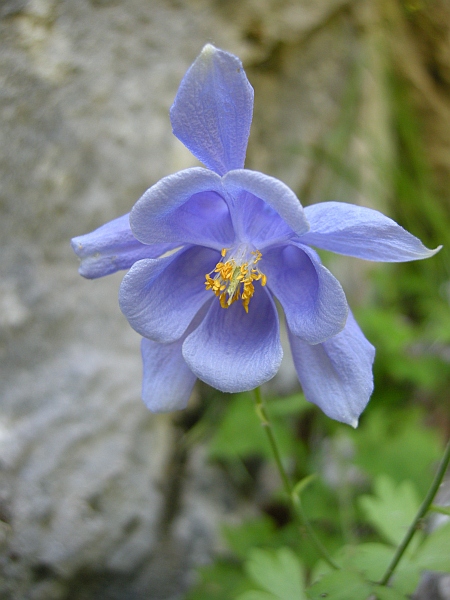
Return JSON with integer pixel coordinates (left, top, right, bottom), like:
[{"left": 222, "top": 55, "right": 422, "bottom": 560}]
[
  {"left": 170, "top": 44, "right": 254, "bottom": 175},
  {"left": 182, "top": 286, "right": 282, "bottom": 392},
  {"left": 119, "top": 245, "right": 216, "bottom": 343},
  {"left": 288, "top": 311, "right": 375, "bottom": 426},
  {"left": 223, "top": 170, "right": 310, "bottom": 237},
  {"left": 263, "top": 244, "right": 348, "bottom": 344},
  {"left": 141, "top": 337, "right": 196, "bottom": 412},
  {"left": 302, "top": 202, "right": 441, "bottom": 261},
  {"left": 130, "top": 168, "right": 233, "bottom": 249},
  {"left": 231, "top": 190, "right": 296, "bottom": 247},
  {"left": 71, "top": 214, "right": 175, "bottom": 279}
]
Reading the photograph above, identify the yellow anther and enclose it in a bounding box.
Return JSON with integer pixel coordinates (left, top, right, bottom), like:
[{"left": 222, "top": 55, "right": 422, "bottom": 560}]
[
  {"left": 205, "top": 246, "right": 267, "bottom": 312},
  {"left": 219, "top": 292, "right": 228, "bottom": 308},
  {"left": 251, "top": 250, "right": 262, "bottom": 263}
]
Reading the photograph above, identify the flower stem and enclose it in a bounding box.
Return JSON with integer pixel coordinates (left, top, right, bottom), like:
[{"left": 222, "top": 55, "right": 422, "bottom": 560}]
[
  {"left": 379, "top": 437, "right": 450, "bottom": 586},
  {"left": 253, "top": 386, "right": 291, "bottom": 496},
  {"left": 253, "top": 387, "right": 339, "bottom": 570}
]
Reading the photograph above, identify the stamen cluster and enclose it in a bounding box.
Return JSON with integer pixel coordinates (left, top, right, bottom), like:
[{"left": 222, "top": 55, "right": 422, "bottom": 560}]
[{"left": 205, "top": 248, "right": 267, "bottom": 313}]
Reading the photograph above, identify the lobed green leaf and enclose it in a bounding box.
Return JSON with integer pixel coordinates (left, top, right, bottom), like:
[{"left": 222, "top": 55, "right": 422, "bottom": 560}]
[
  {"left": 358, "top": 475, "right": 420, "bottom": 546},
  {"left": 242, "top": 547, "right": 306, "bottom": 600},
  {"left": 413, "top": 521, "right": 450, "bottom": 573},
  {"left": 307, "top": 569, "right": 373, "bottom": 600}
]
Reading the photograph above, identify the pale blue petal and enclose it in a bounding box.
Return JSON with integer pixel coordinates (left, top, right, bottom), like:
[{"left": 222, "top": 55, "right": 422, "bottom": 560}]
[
  {"left": 233, "top": 190, "right": 295, "bottom": 247},
  {"left": 302, "top": 202, "right": 441, "bottom": 261},
  {"left": 263, "top": 244, "right": 348, "bottom": 344},
  {"left": 182, "top": 286, "right": 282, "bottom": 392},
  {"left": 170, "top": 44, "right": 254, "bottom": 175},
  {"left": 288, "top": 311, "right": 375, "bottom": 426},
  {"left": 71, "top": 214, "right": 175, "bottom": 279},
  {"left": 119, "top": 245, "right": 216, "bottom": 343},
  {"left": 130, "top": 168, "right": 233, "bottom": 249},
  {"left": 141, "top": 337, "right": 196, "bottom": 412},
  {"left": 223, "top": 170, "right": 309, "bottom": 237}
]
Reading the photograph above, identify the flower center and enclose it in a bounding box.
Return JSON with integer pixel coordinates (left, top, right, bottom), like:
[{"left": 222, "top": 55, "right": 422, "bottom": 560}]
[{"left": 205, "top": 245, "right": 267, "bottom": 313}]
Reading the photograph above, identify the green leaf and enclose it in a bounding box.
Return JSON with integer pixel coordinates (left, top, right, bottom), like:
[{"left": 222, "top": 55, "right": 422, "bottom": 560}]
[
  {"left": 236, "top": 590, "right": 278, "bottom": 600},
  {"left": 185, "top": 559, "right": 252, "bottom": 600},
  {"left": 353, "top": 408, "right": 443, "bottom": 498},
  {"left": 311, "top": 544, "right": 418, "bottom": 597},
  {"left": 358, "top": 475, "right": 420, "bottom": 545},
  {"left": 244, "top": 547, "right": 306, "bottom": 600},
  {"left": 413, "top": 522, "right": 450, "bottom": 572},
  {"left": 352, "top": 548, "right": 423, "bottom": 598},
  {"left": 372, "top": 586, "right": 408, "bottom": 600},
  {"left": 307, "top": 570, "right": 373, "bottom": 600},
  {"left": 237, "top": 592, "right": 278, "bottom": 600},
  {"left": 310, "top": 558, "right": 334, "bottom": 586},
  {"left": 388, "top": 560, "right": 420, "bottom": 597},
  {"left": 341, "top": 543, "right": 394, "bottom": 581}
]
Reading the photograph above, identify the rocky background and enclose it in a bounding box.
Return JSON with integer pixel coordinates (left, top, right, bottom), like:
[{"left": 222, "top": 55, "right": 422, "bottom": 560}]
[{"left": 1, "top": 0, "right": 449, "bottom": 598}]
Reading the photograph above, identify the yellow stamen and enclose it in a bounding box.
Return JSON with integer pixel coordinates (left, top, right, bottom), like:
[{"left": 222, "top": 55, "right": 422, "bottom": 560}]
[{"left": 205, "top": 247, "right": 267, "bottom": 312}]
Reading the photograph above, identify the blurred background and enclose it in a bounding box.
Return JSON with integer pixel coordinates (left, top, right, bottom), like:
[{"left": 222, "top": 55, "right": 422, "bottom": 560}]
[{"left": 0, "top": 0, "right": 449, "bottom": 598}]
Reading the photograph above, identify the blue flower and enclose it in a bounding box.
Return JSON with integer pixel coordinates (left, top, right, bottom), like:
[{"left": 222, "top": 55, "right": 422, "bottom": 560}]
[{"left": 72, "top": 45, "right": 440, "bottom": 426}]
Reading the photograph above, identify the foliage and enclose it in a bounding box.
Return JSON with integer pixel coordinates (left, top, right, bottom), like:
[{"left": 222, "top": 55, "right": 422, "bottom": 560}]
[{"left": 186, "top": 394, "right": 448, "bottom": 600}]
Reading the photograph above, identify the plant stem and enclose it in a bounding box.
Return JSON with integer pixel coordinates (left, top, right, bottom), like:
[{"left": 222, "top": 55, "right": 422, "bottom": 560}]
[
  {"left": 379, "top": 438, "right": 450, "bottom": 586},
  {"left": 253, "top": 387, "right": 339, "bottom": 570},
  {"left": 253, "top": 386, "right": 291, "bottom": 496}
]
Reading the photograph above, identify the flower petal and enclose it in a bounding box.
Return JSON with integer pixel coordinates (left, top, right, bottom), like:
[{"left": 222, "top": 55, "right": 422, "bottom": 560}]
[
  {"left": 263, "top": 244, "right": 348, "bottom": 344},
  {"left": 71, "top": 214, "right": 175, "bottom": 279},
  {"left": 302, "top": 202, "right": 441, "bottom": 261},
  {"left": 119, "top": 245, "right": 216, "bottom": 343},
  {"left": 182, "top": 286, "right": 282, "bottom": 392},
  {"left": 288, "top": 311, "right": 375, "bottom": 426},
  {"left": 170, "top": 44, "right": 254, "bottom": 175},
  {"left": 141, "top": 337, "right": 196, "bottom": 412},
  {"left": 130, "top": 168, "right": 234, "bottom": 249},
  {"left": 223, "top": 170, "right": 309, "bottom": 236},
  {"left": 230, "top": 190, "right": 296, "bottom": 247}
]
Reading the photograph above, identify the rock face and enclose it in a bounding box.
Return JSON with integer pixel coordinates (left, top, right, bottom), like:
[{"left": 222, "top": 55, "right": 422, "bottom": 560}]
[{"left": 1, "top": 0, "right": 449, "bottom": 598}]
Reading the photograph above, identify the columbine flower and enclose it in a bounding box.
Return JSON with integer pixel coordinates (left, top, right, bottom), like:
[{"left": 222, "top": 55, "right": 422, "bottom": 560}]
[{"left": 71, "top": 44, "right": 440, "bottom": 426}]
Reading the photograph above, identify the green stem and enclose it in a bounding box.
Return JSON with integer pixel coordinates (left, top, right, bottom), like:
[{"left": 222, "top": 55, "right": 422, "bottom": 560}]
[
  {"left": 253, "top": 387, "right": 291, "bottom": 495},
  {"left": 379, "top": 438, "right": 450, "bottom": 586},
  {"left": 253, "top": 387, "right": 339, "bottom": 570}
]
